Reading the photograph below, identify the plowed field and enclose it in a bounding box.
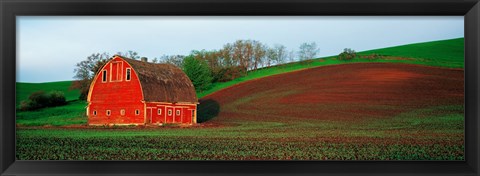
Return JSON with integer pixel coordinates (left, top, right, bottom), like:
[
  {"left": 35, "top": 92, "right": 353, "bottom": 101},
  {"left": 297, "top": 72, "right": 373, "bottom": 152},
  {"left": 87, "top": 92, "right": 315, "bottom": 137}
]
[{"left": 199, "top": 63, "right": 463, "bottom": 123}]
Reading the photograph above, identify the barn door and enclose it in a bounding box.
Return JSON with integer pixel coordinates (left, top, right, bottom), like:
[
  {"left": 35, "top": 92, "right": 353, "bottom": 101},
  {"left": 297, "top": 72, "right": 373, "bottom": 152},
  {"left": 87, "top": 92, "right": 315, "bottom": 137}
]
[
  {"left": 166, "top": 107, "right": 174, "bottom": 123},
  {"left": 174, "top": 107, "right": 182, "bottom": 123},
  {"left": 157, "top": 106, "right": 165, "bottom": 124},
  {"left": 151, "top": 107, "right": 158, "bottom": 124},
  {"left": 146, "top": 108, "right": 153, "bottom": 124},
  {"left": 110, "top": 61, "right": 123, "bottom": 82}
]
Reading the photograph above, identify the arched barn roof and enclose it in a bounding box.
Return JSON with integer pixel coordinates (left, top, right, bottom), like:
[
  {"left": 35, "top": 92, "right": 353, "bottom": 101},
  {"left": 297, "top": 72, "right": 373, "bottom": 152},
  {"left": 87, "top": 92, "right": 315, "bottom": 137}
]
[{"left": 118, "top": 56, "right": 198, "bottom": 104}]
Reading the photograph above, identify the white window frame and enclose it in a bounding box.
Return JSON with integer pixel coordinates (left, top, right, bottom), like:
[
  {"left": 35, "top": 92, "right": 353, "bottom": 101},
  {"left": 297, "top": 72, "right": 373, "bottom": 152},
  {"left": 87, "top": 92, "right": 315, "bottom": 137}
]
[
  {"left": 110, "top": 61, "right": 123, "bottom": 82},
  {"left": 135, "top": 109, "right": 140, "bottom": 116},
  {"left": 120, "top": 109, "right": 125, "bottom": 116},
  {"left": 168, "top": 109, "right": 172, "bottom": 116},
  {"left": 102, "top": 70, "right": 107, "bottom": 83},
  {"left": 176, "top": 109, "right": 181, "bottom": 116},
  {"left": 106, "top": 110, "right": 111, "bottom": 116},
  {"left": 126, "top": 68, "right": 131, "bottom": 81},
  {"left": 158, "top": 109, "right": 162, "bottom": 115},
  {"left": 93, "top": 110, "right": 97, "bottom": 116}
]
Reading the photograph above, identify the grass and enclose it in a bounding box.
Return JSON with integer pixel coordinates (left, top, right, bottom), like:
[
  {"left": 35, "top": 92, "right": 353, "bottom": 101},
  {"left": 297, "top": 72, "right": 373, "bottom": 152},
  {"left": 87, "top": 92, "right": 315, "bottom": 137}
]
[
  {"left": 16, "top": 81, "right": 80, "bottom": 107},
  {"left": 359, "top": 38, "right": 464, "bottom": 68},
  {"left": 16, "top": 105, "right": 464, "bottom": 160},
  {"left": 16, "top": 100, "right": 87, "bottom": 126}
]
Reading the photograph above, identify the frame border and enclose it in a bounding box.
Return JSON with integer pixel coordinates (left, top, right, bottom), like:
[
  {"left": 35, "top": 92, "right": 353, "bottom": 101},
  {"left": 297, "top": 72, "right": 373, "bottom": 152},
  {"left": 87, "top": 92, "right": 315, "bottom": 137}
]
[{"left": 1, "top": 0, "right": 479, "bottom": 175}]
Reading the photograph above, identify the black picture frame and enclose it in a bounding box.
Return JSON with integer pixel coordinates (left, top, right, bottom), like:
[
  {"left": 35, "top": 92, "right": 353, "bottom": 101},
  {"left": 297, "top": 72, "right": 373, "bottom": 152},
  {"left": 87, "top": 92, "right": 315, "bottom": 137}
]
[{"left": 1, "top": 0, "right": 479, "bottom": 175}]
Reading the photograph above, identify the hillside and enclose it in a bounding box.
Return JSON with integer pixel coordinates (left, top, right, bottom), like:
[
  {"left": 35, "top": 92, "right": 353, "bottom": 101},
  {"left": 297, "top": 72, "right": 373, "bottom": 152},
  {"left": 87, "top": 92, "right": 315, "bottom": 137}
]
[
  {"left": 16, "top": 81, "right": 84, "bottom": 126},
  {"left": 198, "top": 38, "right": 464, "bottom": 98},
  {"left": 360, "top": 38, "right": 464, "bottom": 68},
  {"left": 198, "top": 63, "right": 464, "bottom": 123},
  {"left": 16, "top": 81, "right": 80, "bottom": 106}
]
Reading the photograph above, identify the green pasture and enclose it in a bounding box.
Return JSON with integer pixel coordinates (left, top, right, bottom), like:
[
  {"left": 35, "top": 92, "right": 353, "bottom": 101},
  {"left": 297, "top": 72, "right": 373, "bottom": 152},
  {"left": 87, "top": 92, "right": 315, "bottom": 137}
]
[{"left": 17, "top": 105, "right": 464, "bottom": 160}]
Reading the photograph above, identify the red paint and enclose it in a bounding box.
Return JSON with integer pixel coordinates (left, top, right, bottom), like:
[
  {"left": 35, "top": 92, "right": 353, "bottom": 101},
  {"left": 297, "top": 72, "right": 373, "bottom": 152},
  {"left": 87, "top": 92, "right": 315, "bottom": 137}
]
[{"left": 87, "top": 56, "right": 197, "bottom": 126}]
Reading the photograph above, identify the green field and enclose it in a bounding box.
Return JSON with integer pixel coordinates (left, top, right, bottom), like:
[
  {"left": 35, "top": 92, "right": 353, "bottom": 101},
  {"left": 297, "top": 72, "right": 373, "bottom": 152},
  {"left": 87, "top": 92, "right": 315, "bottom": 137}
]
[
  {"left": 16, "top": 81, "right": 80, "bottom": 107},
  {"left": 16, "top": 38, "right": 465, "bottom": 160},
  {"left": 17, "top": 105, "right": 464, "bottom": 160}
]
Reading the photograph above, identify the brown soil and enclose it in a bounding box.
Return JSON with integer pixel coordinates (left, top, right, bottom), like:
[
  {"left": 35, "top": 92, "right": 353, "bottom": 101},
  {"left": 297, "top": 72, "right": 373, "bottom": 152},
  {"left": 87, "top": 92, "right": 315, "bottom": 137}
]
[{"left": 199, "top": 63, "right": 464, "bottom": 123}]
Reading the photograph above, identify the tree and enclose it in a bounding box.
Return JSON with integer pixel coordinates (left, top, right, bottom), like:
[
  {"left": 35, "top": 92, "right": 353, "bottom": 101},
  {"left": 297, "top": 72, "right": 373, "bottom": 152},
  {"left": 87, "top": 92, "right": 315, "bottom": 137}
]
[
  {"left": 232, "top": 40, "right": 253, "bottom": 73},
  {"left": 182, "top": 55, "right": 213, "bottom": 92},
  {"left": 265, "top": 47, "right": 278, "bottom": 67},
  {"left": 159, "top": 54, "right": 185, "bottom": 68},
  {"left": 288, "top": 50, "right": 296, "bottom": 63},
  {"left": 298, "top": 42, "right": 320, "bottom": 62},
  {"left": 152, "top": 57, "right": 159, "bottom": 63},
  {"left": 71, "top": 52, "right": 110, "bottom": 100},
  {"left": 219, "top": 43, "right": 236, "bottom": 67},
  {"left": 116, "top": 50, "right": 141, "bottom": 60},
  {"left": 267, "top": 45, "right": 288, "bottom": 66},
  {"left": 251, "top": 40, "right": 267, "bottom": 70},
  {"left": 338, "top": 48, "right": 357, "bottom": 61},
  {"left": 191, "top": 50, "right": 226, "bottom": 82}
]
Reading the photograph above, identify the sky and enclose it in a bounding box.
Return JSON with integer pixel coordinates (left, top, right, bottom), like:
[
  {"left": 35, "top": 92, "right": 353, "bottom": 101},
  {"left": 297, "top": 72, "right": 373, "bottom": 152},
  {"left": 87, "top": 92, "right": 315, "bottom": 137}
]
[{"left": 17, "top": 16, "right": 464, "bottom": 83}]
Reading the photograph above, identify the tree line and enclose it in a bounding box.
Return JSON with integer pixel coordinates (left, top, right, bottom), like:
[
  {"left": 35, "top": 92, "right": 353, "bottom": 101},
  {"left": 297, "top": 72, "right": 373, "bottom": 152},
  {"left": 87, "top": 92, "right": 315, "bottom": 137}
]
[{"left": 72, "top": 40, "right": 321, "bottom": 100}]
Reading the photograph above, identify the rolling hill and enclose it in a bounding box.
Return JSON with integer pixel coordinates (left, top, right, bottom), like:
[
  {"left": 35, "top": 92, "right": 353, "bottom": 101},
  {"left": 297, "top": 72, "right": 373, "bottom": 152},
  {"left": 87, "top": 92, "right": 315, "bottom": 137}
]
[
  {"left": 198, "top": 38, "right": 464, "bottom": 98},
  {"left": 16, "top": 38, "right": 464, "bottom": 126},
  {"left": 198, "top": 62, "right": 464, "bottom": 124},
  {"left": 16, "top": 81, "right": 80, "bottom": 107}
]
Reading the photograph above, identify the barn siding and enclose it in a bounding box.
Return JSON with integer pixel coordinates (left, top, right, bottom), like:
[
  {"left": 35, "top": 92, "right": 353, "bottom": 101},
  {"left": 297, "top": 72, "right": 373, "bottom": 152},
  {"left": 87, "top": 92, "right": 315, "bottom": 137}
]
[
  {"left": 145, "top": 102, "right": 197, "bottom": 125},
  {"left": 88, "top": 57, "right": 144, "bottom": 125},
  {"left": 87, "top": 56, "right": 198, "bottom": 126}
]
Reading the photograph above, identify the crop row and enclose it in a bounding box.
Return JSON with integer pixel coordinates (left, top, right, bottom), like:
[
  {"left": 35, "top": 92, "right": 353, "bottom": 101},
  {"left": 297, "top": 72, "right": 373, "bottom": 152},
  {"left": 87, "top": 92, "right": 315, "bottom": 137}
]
[{"left": 17, "top": 135, "right": 464, "bottom": 160}]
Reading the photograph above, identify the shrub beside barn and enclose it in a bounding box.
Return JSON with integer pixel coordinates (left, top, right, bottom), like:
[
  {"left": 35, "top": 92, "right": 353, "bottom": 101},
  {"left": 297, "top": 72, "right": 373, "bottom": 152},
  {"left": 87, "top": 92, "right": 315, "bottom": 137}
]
[{"left": 87, "top": 55, "right": 198, "bottom": 126}]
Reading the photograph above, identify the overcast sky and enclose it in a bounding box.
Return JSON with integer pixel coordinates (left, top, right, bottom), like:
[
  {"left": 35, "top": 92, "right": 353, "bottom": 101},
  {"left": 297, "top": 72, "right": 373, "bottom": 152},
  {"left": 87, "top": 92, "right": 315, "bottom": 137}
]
[{"left": 17, "top": 16, "right": 463, "bottom": 83}]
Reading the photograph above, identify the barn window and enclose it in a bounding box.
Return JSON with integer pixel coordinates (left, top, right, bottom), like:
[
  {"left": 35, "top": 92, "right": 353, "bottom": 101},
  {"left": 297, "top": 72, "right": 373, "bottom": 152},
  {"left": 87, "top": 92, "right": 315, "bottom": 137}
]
[
  {"left": 120, "top": 109, "right": 125, "bottom": 116},
  {"left": 106, "top": 110, "right": 111, "bottom": 116},
  {"left": 176, "top": 110, "right": 181, "bottom": 116},
  {"left": 93, "top": 110, "right": 97, "bottom": 116},
  {"left": 102, "top": 70, "right": 107, "bottom": 82},
  {"left": 168, "top": 109, "right": 172, "bottom": 116},
  {"left": 126, "top": 68, "right": 131, "bottom": 81},
  {"left": 135, "top": 109, "right": 140, "bottom": 115},
  {"left": 158, "top": 109, "right": 162, "bottom": 115}
]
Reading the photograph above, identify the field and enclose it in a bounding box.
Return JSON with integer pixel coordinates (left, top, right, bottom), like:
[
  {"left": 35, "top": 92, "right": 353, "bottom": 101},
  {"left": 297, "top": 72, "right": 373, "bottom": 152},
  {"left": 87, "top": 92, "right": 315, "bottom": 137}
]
[
  {"left": 16, "top": 81, "right": 80, "bottom": 107},
  {"left": 197, "top": 38, "right": 464, "bottom": 98},
  {"left": 16, "top": 38, "right": 464, "bottom": 160}
]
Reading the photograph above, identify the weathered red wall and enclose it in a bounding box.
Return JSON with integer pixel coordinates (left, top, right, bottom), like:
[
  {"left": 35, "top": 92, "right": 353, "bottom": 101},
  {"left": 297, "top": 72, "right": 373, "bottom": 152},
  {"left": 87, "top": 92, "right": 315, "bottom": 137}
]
[
  {"left": 87, "top": 56, "right": 197, "bottom": 125},
  {"left": 88, "top": 57, "right": 144, "bottom": 125},
  {"left": 145, "top": 102, "right": 197, "bottom": 125}
]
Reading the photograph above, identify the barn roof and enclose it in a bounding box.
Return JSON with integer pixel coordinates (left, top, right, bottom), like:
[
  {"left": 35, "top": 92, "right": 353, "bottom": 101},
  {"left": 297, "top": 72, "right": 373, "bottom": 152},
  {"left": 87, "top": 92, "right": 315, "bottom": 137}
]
[{"left": 117, "top": 55, "right": 198, "bottom": 103}]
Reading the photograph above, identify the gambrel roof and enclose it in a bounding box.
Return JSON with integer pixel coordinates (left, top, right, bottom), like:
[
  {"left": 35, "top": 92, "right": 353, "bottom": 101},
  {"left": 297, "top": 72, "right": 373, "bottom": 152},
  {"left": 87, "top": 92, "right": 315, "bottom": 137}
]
[{"left": 118, "top": 55, "right": 198, "bottom": 104}]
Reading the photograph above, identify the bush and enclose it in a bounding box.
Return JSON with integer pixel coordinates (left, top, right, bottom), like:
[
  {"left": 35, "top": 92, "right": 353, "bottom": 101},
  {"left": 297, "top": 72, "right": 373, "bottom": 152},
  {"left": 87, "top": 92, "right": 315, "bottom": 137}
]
[
  {"left": 48, "top": 91, "right": 67, "bottom": 106},
  {"left": 360, "top": 53, "right": 385, "bottom": 60},
  {"left": 212, "top": 66, "right": 247, "bottom": 82},
  {"left": 20, "top": 91, "right": 67, "bottom": 111},
  {"left": 338, "top": 48, "right": 357, "bottom": 61}
]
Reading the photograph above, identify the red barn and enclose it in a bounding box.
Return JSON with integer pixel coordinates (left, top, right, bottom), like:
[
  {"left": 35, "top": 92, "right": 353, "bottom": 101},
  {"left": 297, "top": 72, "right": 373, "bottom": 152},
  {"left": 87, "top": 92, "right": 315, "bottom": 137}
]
[{"left": 86, "top": 55, "right": 198, "bottom": 126}]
